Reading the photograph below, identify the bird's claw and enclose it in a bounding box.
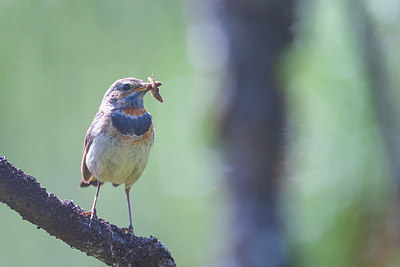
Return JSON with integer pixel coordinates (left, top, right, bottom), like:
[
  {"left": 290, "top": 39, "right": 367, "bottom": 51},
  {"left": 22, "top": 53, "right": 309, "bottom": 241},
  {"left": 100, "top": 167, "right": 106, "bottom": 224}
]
[
  {"left": 122, "top": 226, "right": 134, "bottom": 235},
  {"left": 80, "top": 209, "right": 97, "bottom": 227},
  {"left": 80, "top": 211, "right": 92, "bottom": 216}
]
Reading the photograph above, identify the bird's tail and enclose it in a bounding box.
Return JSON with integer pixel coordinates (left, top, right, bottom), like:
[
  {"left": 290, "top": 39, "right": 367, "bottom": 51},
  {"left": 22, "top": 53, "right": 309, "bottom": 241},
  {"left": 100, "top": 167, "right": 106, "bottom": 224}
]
[{"left": 79, "top": 178, "right": 102, "bottom": 188}]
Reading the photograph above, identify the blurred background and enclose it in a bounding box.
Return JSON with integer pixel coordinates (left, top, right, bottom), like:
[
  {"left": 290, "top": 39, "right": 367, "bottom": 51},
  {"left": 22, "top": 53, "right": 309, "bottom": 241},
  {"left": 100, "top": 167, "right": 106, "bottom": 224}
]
[{"left": 1, "top": 0, "right": 400, "bottom": 266}]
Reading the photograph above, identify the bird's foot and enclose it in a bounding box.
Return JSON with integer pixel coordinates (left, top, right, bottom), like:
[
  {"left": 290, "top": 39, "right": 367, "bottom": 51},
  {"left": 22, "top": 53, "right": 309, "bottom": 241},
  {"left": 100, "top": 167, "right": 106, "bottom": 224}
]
[
  {"left": 80, "top": 211, "right": 92, "bottom": 216},
  {"left": 80, "top": 209, "right": 97, "bottom": 227},
  {"left": 122, "top": 225, "right": 134, "bottom": 236}
]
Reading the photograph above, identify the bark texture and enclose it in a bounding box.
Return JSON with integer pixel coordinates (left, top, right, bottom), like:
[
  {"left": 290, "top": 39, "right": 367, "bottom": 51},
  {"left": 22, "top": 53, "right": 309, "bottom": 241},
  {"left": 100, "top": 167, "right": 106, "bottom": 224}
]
[{"left": 0, "top": 156, "right": 175, "bottom": 267}]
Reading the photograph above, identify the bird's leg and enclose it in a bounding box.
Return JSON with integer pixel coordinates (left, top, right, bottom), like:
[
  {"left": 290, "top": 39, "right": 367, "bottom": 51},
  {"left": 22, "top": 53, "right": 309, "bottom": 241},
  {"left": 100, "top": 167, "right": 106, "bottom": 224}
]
[
  {"left": 81, "top": 182, "right": 101, "bottom": 226},
  {"left": 90, "top": 182, "right": 101, "bottom": 223},
  {"left": 125, "top": 187, "right": 134, "bottom": 234}
]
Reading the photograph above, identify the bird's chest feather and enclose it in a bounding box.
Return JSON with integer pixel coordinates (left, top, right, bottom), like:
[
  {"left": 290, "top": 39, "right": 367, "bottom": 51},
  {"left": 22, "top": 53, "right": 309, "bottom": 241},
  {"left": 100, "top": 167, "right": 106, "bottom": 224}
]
[
  {"left": 86, "top": 108, "right": 155, "bottom": 185},
  {"left": 106, "top": 108, "right": 155, "bottom": 161},
  {"left": 110, "top": 109, "right": 152, "bottom": 136}
]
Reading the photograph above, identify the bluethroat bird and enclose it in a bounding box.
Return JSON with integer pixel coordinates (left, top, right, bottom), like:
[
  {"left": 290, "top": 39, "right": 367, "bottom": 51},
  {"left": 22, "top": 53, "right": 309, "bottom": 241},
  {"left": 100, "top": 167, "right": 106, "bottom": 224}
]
[{"left": 79, "top": 74, "right": 163, "bottom": 232}]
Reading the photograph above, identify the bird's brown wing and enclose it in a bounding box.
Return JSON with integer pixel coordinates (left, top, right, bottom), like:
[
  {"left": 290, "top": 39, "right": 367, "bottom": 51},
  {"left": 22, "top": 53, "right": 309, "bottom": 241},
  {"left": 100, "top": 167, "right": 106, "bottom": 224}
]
[
  {"left": 81, "top": 133, "right": 93, "bottom": 182},
  {"left": 80, "top": 111, "right": 103, "bottom": 187}
]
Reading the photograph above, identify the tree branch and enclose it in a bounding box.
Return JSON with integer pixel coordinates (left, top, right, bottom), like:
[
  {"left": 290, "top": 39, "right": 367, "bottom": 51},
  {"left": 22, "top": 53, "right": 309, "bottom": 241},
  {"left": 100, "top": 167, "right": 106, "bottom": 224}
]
[{"left": 0, "top": 156, "right": 175, "bottom": 267}]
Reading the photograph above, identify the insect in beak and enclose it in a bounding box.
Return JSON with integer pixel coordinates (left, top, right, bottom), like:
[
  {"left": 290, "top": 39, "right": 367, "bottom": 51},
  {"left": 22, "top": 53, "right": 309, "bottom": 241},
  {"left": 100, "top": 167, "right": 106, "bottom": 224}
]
[{"left": 146, "top": 73, "right": 163, "bottom": 103}]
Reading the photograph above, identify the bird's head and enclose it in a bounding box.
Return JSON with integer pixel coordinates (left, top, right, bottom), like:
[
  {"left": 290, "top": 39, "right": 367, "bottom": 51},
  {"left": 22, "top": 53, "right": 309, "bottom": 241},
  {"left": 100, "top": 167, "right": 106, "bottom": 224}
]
[{"left": 100, "top": 77, "right": 162, "bottom": 110}]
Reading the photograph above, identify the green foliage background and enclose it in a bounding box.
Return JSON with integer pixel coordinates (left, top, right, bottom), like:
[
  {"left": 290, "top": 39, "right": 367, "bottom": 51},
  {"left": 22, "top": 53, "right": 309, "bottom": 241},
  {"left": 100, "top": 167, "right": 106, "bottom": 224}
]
[
  {"left": 1, "top": 0, "right": 400, "bottom": 266},
  {"left": 283, "top": 1, "right": 400, "bottom": 266},
  {"left": 0, "top": 1, "right": 223, "bottom": 266}
]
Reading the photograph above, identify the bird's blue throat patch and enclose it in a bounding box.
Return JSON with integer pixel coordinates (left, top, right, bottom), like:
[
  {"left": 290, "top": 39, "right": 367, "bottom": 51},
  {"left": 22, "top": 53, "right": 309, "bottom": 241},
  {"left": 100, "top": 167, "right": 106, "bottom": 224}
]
[{"left": 111, "top": 111, "right": 152, "bottom": 136}]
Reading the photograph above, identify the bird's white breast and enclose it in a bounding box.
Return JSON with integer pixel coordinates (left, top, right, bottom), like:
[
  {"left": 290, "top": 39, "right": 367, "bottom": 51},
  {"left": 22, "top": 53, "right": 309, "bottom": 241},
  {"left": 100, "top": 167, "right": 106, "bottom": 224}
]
[{"left": 85, "top": 113, "right": 155, "bottom": 188}]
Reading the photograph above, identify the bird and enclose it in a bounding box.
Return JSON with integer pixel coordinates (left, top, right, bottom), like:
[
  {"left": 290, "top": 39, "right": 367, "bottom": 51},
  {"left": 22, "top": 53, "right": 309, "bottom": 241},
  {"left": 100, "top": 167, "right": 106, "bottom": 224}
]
[{"left": 79, "top": 75, "right": 163, "bottom": 232}]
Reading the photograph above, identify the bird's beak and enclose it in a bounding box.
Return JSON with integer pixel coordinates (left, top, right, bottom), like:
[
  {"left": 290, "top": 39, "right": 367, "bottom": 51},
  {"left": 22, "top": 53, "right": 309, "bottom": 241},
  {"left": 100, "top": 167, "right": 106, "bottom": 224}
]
[
  {"left": 133, "top": 81, "right": 163, "bottom": 92},
  {"left": 133, "top": 84, "right": 149, "bottom": 93}
]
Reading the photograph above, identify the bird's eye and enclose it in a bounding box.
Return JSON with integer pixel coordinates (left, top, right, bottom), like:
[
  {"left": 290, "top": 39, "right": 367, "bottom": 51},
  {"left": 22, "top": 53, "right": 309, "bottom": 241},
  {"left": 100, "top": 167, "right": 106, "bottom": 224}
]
[{"left": 121, "top": 84, "right": 130, "bottom": 91}]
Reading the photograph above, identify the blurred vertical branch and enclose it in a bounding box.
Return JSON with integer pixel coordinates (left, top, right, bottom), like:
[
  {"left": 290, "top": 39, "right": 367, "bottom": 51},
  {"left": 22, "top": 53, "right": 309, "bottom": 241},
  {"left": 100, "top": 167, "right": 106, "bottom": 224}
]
[{"left": 218, "top": 0, "right": 294, "bottom": 266}]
